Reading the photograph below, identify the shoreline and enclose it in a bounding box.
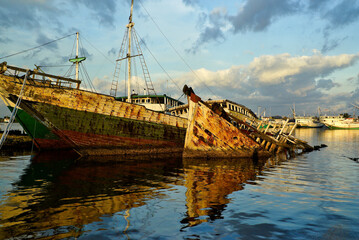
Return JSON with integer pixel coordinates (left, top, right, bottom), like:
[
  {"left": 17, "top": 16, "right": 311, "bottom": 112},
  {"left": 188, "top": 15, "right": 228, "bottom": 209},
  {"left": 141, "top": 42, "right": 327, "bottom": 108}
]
[{"left": 0, "top": 134, "right": 35, "bottom": 152}]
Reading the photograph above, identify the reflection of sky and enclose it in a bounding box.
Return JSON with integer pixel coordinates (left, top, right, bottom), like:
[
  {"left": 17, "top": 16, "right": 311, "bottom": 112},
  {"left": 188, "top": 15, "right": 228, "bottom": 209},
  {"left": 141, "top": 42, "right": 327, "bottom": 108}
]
[
  {"left": 227, "top": 129, "right": 359, "bottom": 239},
  {"left": 0, "top": 129, "right": 358, "bottom": 239},
  {"left": 2, "top": 0, "right": 359, "bottom": 117}
]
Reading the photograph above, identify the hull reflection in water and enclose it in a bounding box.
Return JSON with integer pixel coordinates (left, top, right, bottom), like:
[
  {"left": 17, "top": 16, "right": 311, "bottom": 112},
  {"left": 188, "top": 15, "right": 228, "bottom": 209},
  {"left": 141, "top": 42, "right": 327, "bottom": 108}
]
[
  {"left": 0, "top": 152, "right": 184, "bottom": 239},
  {"left": 181, "top": 153, "right": 288, "bottom": 228}
]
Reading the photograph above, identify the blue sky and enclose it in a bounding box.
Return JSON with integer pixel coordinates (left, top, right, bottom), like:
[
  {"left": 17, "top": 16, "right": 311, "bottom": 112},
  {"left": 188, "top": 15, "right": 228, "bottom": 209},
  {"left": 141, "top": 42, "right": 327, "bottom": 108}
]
[{"left": 1, "top": 0, "right": 359, "bottom": 117}]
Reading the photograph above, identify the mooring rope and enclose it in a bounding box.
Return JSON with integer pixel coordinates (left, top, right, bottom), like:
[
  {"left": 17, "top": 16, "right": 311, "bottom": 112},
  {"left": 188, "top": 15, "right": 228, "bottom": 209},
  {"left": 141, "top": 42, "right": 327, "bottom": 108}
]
[{"left": 0, "top": 70, "right": 29, "bottom": 149}]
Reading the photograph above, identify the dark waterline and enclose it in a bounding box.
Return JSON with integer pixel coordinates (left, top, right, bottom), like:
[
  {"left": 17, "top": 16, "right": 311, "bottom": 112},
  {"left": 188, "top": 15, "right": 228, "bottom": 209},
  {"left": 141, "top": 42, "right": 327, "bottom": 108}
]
[{"left": 0, "top": 128, "right": 358, "bottom": 239}]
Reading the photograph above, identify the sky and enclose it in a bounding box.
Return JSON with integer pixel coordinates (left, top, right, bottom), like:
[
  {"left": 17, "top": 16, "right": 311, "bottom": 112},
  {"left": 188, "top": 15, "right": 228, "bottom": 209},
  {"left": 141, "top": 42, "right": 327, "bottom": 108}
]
[{"left": 1, "top": 0, "right": 359, "bottom": 117}]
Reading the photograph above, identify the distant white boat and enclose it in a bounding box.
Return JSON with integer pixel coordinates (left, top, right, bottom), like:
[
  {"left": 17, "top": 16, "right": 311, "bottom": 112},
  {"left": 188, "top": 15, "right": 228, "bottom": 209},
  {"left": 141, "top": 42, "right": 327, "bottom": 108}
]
[
  {"left": 320, "top": 116, "right": 359, "bottom": 129},
  {"left": 319, "top": 115, "right": 345, "bottom": 125},
  {"left": 295, "top": 116, "right": 324, "bottom": 128}
]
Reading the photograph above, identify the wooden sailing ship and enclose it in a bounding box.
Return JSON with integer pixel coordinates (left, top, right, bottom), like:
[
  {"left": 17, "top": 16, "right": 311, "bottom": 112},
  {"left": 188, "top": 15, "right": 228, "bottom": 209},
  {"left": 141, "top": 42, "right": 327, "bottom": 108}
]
[
  {"left": 0, "top": 0, "right": 188, "bottom": 156},
  {"left": 0, "top": 61, "right": 188, "bottom": 156}
]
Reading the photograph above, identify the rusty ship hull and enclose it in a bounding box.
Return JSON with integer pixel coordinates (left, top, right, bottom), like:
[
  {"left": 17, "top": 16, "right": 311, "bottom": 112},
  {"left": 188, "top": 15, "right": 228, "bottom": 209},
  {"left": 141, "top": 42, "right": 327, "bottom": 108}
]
[
  {"left": 183, "top": 86, "right": 269, "bottom": 159},
  {"left": 0, "top": 67, "right": 188, "bottom": 156}
]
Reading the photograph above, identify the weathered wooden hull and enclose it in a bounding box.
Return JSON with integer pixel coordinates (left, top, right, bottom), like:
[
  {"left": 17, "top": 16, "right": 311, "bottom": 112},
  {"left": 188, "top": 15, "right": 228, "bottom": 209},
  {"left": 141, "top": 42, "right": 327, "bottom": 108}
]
[
  {"left": 1, "top": 93, "right": 72, "bottom": 150},
  {"left": 1, "top": 93, "right": 71, "bottom": 150},
  {"left": 0, "top": 73, "right": 187, "bottom": 156},
  {"left": 183, "top": 89, "right": 269, "bottom": 159}
]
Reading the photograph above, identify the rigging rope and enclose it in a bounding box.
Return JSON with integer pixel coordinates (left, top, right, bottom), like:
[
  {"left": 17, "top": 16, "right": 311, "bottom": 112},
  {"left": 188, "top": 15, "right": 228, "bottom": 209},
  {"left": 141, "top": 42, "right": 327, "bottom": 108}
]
[
  {"left": 135, "top": 29, "right": 181, "bottom": 92},
  {"left": 0, "top": 33, "right": 76, "bottom": 60},
  {"left": 81, "top": 35, "right": 115, "bottom": 66},
  {"left": 138, "top": 0, "right": 219, "bottom": 99},
  {"left": 0, "top": 70, "right": 30, "bottom": 150}
]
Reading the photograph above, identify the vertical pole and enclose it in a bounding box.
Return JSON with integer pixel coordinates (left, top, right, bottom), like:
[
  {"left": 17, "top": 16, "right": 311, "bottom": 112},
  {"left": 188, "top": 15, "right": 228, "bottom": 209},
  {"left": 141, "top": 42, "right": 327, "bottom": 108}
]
[
  {"left": 277, "top": 119, "right": 289, "bottom": 140},
  {"left": 288, "top": 123, "right": 297, "bottom": 136},
  {"left": 127, "top": 0, "right": 134, "bottom": 103},
  {"left": 76, "top": 32, "right": 79, "bottom": 81}
]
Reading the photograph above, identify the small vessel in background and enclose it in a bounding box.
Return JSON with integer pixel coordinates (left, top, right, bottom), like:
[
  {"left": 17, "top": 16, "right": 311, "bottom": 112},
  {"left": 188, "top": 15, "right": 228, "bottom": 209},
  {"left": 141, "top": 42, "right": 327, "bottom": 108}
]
[
  {"left": 295, "top": 116, "right": 324, "bottom": 128},
  {"left": 290, "top": 105, "right": 323, "bottom": 128},
  {"left": 321, "top": 116, "right": 359, "bottom": 129},
  {"left": 319, "top": 115, "right": 345, "bottom": 126}
]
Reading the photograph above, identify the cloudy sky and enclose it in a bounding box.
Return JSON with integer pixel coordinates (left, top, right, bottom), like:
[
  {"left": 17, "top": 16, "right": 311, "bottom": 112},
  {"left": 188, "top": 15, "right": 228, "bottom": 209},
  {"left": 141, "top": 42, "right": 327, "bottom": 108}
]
[{"left": 1, "top": 0, "right": 359, "bottom": 117}]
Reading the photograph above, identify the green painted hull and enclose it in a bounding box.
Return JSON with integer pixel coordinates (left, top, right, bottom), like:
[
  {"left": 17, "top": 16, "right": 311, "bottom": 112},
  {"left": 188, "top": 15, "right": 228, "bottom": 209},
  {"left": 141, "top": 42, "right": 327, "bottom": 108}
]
[
  {"left": 8, "top": 107, "right": 58, "bottom": 140},
  {"left": 7, "top": 107, "right": 73, "bottom": 150},
  {"left": 21, "top": 99, "right": 187, "bottom": 156},
  {"left": 326, "top": 125, "right": 359, "bottom": 130}
]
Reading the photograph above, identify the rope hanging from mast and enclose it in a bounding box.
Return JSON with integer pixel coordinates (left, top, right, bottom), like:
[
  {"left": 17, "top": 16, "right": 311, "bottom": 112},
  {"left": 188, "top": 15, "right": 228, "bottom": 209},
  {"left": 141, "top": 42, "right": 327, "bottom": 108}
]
[{"left": 0, "top": 33, "right": 76, "bottom": 60}]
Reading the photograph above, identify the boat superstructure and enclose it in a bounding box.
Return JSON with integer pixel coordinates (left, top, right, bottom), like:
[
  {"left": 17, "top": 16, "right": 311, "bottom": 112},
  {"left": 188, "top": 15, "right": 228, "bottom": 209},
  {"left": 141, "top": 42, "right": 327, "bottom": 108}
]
[
  {"left": 116, "top": 94, "right": 184, "bottom": 112},
  {"left": 295, "top": 116, "right": 324, "bottom": 128}
]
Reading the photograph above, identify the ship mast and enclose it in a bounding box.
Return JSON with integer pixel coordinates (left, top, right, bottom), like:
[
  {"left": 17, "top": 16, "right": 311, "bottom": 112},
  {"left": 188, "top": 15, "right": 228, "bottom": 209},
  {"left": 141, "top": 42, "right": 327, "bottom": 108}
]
[
  {"left": 127, "top": 0, "right": 135, "bottom": 103},
  {"left": 69, "top": 32, "right": 86, "bottom": 89},
  {"left": 76, "top": 32, "right": 79, "bottom": 81},
  {"left": 110, "top": 0, "right": 157, "bottom": 100}
]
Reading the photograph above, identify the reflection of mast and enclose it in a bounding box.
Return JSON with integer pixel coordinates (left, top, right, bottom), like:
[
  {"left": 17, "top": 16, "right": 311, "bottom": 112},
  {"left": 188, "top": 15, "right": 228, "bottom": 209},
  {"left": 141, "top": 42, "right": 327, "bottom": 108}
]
[{"left": 123, "top": 209, "right": 131, "bottom": 234}]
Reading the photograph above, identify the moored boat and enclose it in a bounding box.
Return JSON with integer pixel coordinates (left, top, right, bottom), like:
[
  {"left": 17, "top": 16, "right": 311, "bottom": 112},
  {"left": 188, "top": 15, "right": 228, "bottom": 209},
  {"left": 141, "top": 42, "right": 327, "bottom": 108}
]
[
  {"left": 320, "top": 115, "right": 359, "bottom": 129},
  {"left": 325, "top": 119, "right": 359, "bottom": 129},
  {"left": 295, "top": 116, "right": 324, "bottom": 128},
  {"left": 0, "top": 0, "right": 188, "bottom": 156},
  {"left": 0, "top": 63, "right": 187, "bottom": 156}
]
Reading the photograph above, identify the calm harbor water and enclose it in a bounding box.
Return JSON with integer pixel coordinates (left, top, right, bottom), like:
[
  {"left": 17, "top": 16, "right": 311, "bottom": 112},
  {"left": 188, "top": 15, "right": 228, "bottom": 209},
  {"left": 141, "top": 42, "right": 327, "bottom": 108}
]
[{"left": 0, "top": 128, "right": 358, "bottom": 239}]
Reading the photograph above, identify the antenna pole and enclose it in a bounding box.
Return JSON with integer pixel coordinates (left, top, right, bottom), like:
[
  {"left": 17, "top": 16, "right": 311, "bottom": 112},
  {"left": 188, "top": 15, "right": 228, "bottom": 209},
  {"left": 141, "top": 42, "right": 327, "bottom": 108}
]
[{"left": 127, "top": 0, "right": 135, "bottom": 103}]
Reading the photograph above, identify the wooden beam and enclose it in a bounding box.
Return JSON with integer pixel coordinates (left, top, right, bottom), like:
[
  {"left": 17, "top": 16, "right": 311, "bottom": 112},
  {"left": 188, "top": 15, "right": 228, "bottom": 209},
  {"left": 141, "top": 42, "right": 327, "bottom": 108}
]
[{"left": 6, "top": 64, "right": 81, "bottom": 85}]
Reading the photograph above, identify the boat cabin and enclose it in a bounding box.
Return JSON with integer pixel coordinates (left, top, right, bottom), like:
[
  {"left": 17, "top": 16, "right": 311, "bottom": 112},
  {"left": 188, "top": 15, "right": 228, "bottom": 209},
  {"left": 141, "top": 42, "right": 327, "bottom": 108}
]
[{"left": 115, "top": 94, "right": 184, "bottom": 112}]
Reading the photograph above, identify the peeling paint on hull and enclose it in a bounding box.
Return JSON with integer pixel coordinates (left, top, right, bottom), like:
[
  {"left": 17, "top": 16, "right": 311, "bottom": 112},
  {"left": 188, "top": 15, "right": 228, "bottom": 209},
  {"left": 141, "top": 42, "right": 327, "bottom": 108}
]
[
  {"left": 0, "top": 73, "right": 187, "bottom": 156},
  {"left": 183, "top": 89, "right": 268, "bottom": 159},
  {"left": 1, "top": 93, "right": 71, "bottom": 150}
]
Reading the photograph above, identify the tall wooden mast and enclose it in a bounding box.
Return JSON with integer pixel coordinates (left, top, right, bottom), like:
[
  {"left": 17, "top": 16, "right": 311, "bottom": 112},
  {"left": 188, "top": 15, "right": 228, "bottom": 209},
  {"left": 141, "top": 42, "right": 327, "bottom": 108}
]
[
  {"left": 127, "top": 0, "right": 134, "bottom": 103},
  {"left": 75, "top": 32, "right": 79, "bottom": 81},
  {"left": 69, "top": 32, "right": 86, "bottom": 88}
]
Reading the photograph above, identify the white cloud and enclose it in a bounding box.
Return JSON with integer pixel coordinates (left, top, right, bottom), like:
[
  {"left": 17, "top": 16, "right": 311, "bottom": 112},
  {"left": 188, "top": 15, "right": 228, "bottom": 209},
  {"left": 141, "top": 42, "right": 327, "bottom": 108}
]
[
  {"left": 247, "top": 52, "right": 359, "bottom": 85},
  {"left": 173, "top": 51, "right": 359, "bottom": 115},
  {"left": 92, "top": 75, "right": 112, "bottom": 94}
]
